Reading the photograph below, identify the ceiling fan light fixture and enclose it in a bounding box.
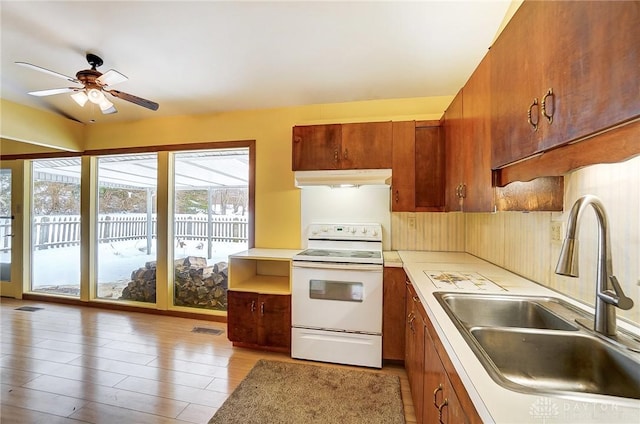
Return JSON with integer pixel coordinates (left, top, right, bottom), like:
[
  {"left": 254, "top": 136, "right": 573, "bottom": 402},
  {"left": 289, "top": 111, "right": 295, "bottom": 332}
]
[
  {"left": 71, "top": 91, "right": 89, "bottom": 106},
  {"left": 99, "top": 97, "right": 115, "bottom": 112},
  {"left": 87, "top": 88, "right": 106, "bottom": 104}
]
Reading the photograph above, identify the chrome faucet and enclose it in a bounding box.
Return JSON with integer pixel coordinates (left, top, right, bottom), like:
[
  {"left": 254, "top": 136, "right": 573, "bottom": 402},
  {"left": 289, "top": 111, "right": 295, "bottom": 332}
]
[{"left": 555, "top": 194, "right": 634, "bottom": 336}]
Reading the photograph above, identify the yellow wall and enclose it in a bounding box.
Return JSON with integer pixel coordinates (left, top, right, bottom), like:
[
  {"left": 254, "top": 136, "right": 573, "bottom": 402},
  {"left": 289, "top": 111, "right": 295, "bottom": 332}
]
[
  {"left": 0, "top": 99, "right": 85, "bottom": 152},
  {"left": 4, "top": 95, "right": 453, "bottom": 249}
]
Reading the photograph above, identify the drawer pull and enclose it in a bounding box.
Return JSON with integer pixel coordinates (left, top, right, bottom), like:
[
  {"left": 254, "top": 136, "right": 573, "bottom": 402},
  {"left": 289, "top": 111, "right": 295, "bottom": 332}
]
[
  {"left": 433, "top": 383, "right": 443, "bottom": 407},
  {"left": 541, "top": 88, "right": 554, "bottom": 124},
  {"left": 437, "top": 398, "right": 449, "bottom": 423},
  {"left": 527, "top": 97, "right": 539, "bottom": 131}
]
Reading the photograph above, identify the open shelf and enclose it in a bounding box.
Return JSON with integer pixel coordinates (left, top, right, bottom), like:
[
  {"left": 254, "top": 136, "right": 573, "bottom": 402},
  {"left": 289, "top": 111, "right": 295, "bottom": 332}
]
[{"left": 228, "top": 252, "right": 292, "bottom": 294}]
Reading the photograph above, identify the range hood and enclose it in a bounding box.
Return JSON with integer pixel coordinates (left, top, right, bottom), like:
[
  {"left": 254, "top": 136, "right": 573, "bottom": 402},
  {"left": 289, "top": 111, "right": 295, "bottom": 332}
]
[{"left": 294, "top": 169, "right": 392, "bottom": 188}]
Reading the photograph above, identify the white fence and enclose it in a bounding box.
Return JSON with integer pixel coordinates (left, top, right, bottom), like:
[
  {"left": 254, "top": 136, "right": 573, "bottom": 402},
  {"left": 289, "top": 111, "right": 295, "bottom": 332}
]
[{"left": 0, "top": 214, "right": 248, "bottom": 252}]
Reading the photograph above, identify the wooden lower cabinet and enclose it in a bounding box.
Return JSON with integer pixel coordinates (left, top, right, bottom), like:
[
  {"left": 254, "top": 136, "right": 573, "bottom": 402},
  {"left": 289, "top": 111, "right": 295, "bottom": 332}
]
[
  {"left": 227, "top": 290, "right": 291, "bottom": 352},
  {"left": 424, "top": 321, "right": 471, "bottom": 424},
  {"left": 405, "top": 283, "right": 482, "bottom": 424},
  {"left": 383, "top": 267, "right": 407, "bottom": 361},
  {"left": 405, "top": 284, "right": 425, "bottom": 421}
]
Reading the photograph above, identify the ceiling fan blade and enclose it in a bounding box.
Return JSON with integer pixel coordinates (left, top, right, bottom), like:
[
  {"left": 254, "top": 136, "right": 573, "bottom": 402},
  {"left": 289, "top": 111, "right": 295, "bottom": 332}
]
[
  {"left": 97, "top": 69, "right": 128, "bottom": 87},
  {"left": 106, "top": 89, "right": 159, "bottom": 111},
  {"left": 16, "top": 61, "right": 79, "bottom": 83},
  {"left": 28, "top": 87, "right": 81, "bottom": 96}
]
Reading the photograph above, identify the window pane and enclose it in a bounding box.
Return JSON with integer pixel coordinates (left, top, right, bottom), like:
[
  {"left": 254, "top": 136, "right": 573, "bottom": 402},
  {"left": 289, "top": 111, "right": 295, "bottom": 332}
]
[
  {"left": 173, "top": 149, "right": 249, "bottom": 311},
  {"left": 31, "top": 158, "right": 82, "bottom": 296},
  {"left": 97, "top": 154, "right": 157, "bottom": 302}
]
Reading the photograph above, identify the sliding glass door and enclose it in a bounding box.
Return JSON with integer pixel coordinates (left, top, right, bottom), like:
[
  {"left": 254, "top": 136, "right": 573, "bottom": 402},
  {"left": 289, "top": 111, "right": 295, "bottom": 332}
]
[
  {"left": 30, "top": 158, "right": 82, "bottom": 297},
  {"left": 172, "top": 148, "right": 249, "bottom": 311},
  {"left": 0, "top": 166, "right": 16, "bottom": 296},
  {"left": 96, "top": 154, "right": 158, "bottom": 302}
]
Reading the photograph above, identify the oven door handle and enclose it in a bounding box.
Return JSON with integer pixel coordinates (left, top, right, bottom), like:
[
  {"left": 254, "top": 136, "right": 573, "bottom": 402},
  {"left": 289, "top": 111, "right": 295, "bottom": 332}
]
[{"left": 292, "top": 261, "right": 382, "bottom": 272}]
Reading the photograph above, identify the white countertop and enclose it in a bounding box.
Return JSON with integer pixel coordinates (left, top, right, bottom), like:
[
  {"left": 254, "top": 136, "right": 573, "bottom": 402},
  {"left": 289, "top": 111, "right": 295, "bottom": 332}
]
[
  {"left": 398, "top": 251, "right": 640, "bottom": 424},
  {"left": 229, "top": 248, "right": 302, "bottom": 260}
]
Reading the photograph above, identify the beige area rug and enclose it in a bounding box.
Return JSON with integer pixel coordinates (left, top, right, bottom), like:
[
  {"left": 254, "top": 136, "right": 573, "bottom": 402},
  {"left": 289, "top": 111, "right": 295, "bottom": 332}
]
[{"left": 208, "top": 359, "right": 405, "bottom": 424}]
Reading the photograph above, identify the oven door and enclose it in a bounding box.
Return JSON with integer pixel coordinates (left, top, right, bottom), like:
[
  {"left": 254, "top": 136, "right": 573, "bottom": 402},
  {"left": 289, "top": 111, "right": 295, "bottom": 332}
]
[{"left": 291, "top": 261, "right": 382, "bottom": 334}]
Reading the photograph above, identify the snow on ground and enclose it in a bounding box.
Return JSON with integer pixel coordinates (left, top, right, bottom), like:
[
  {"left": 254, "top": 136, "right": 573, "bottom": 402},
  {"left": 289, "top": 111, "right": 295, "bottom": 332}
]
[{"left": 28, "top": 239, "right": 247, "bottom": 289}]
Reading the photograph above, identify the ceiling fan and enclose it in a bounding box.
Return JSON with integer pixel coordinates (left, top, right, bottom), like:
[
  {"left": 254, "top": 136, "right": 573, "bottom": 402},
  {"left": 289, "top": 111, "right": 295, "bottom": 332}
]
[{"left": 16, "top": 53, "right": 159, "bottom": 115}]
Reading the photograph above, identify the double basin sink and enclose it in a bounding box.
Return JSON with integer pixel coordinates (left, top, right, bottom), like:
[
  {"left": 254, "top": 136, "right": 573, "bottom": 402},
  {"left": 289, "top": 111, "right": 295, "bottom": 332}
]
[{"left": 434, "top": 293, "right": 640, "bottom": 400}]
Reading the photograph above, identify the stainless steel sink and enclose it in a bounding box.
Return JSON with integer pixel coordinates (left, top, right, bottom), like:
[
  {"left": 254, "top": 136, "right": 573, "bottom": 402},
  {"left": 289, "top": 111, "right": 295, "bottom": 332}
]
[
  {"left": 434, "top": 292, "right": 640, "bottom": 400},
  {"left": 437, "top": 294, "right": 578, "bottom": 331},
  {"left": 470, "top": 328, "right": 640, "bottom": 399}
]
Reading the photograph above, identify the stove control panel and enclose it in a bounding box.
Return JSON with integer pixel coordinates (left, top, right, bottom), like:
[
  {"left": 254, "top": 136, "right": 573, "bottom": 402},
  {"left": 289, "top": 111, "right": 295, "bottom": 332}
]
[{"left": 308, "top": 223, "right": 382, "bottom": 241}]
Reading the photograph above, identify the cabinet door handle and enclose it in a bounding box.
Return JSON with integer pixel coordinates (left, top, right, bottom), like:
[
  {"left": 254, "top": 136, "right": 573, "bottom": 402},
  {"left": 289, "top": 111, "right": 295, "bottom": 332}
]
[
  {"left": 437, "top": 398, "right": 449, "bottom": 424},
  {"left": 433, "top": 383, "right": 443, "bottom": 407},
  {"left": 343, "top": 148, "right": 348, "bottom": 159},
  {"left": 541, "top": 88, "right": 554, "bottom": 124},
  {"left": 412, "top": 295, "right": 421, "bottom": 303},
  {"left": 334, "top": 149, "right": 339, "bottom": 164},
  {"left": 395, "top": 189, "right": 399, "bottom": 203},
  {"left": 527, "top": 97, "right": 539, "bottom": 131},
  {"left": 250, "top": 300, "right": 256, "bottom": 312},
  {"left": 459, "top": 184, "right": 467, "bottom": 199},
  {"left": 408, "top": 314, "right": 415, "bottom": 332},
  {"left": 260, "top": 302, "right": 265, "bottom": 316}
]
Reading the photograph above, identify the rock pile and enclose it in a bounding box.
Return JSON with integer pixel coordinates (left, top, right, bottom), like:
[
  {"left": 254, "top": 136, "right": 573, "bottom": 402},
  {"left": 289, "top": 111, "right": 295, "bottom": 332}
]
[{"left": 119, "top": 256, "right": 228, "bottom": 310}]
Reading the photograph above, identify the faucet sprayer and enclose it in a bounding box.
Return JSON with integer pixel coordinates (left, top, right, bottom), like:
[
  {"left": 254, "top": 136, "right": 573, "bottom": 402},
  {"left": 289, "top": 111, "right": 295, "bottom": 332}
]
[{"left": 555, "top": 194, "right": 634, "bottom": 336}]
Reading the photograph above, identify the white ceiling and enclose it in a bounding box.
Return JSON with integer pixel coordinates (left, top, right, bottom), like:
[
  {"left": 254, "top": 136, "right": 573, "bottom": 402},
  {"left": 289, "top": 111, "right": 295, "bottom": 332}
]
[{"left": 1, "top": 1, "right": 512, "bottom": 124}]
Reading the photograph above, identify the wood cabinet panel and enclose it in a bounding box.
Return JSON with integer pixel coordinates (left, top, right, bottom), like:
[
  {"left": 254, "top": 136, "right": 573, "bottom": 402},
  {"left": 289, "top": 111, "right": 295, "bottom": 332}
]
[
  {"left": 415, "top": 125, "right": 444, "bottom": 209},
  {"left": 445, "top": 53, "right": 563, "bottom": 212},
  {"left": 391, "top": 121, "right": 416, "bottom": 212},
  {"left": 491, "top": 0, "right": 640, "bottom": 169},
  {"left": 258, "top": 293, "right": 291, "bottom": 349},
  {"left": 341, "top": 121, "right": 393, "bottom": 169},
  {"left": 393, "top": 120, "right": 445, "bottom": 212},
  {"left": 227, "top": 291, "right": 258, "bottom": 345},
  {"left": 424, "top": 304, "right": 482, "bottom": 424},
  {"left": 383, "top": 267, "right": 407, "bottom": 361},
  {"left": 490, "top": 2, "right": 543, "bottom": 168},
  {"left": 227, "top": 291, "right": 291, "bottom": 351},
  {"left": 540, "top": 1, "right": 640, "bottom": 151},
  {"left": 444, "top": 90, "right": 465, "bottom": 211},
  {"left": 461, "top": 54, "right": 494, "bottom": 212},
  {"left": 292, "top": 121, "right": 391, "bottom": 171},
  {"left": 292, "top": 124, "right": 341, "bottom": 170},
  {"left": 405, "top": 284, "right": 425, "bottom": 423},
  {"left": 404, "top": 281, "right": 481, "bottom": 424}
]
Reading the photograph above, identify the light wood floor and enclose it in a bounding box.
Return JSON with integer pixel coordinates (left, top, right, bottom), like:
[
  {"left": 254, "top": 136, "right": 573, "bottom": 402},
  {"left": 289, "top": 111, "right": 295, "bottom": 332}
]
[{"left": 0, "top": 298, "right": 416, "bottom": 423}]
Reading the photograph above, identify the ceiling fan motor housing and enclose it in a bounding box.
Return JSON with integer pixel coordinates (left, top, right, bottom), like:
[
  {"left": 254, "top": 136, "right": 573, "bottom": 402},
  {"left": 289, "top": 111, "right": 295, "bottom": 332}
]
[
  {"left": 86, "top": 53, "right": 103, "bottom": 70},
  {"left": 76, "top": 69, "right": 103, "bottom": 89}
]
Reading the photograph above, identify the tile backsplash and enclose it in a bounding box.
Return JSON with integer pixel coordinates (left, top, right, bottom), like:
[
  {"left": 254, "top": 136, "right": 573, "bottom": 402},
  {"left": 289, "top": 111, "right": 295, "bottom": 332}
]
[{"left": 393, "top": 155, "right": 640, "bottom": 325}]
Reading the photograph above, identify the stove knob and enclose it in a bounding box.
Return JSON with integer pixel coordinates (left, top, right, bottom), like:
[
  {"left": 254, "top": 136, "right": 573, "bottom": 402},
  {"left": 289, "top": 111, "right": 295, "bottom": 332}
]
[
  {"left": 372, "top": 229, "right": 378, "bottom": 237},
  {"left": 311, "top": 229, "right": 318, "bottom": 235},
  {"left": 350, "top": 227, "right": 357, "bottom": 234},
  {"left": 361, "top": 228, "right": 368, "bottom": 234}
]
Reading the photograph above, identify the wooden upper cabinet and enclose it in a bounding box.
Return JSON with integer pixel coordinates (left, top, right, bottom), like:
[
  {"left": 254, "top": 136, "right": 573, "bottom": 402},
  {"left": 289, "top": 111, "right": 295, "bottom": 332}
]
[
  {"left": 392, "top": 120, "right": 445, "bottom": 212},
  {"left": 491, "top": 0, "right": 640, "bottom": 169},
  {"left": 292, "top": 124, "right": 341, "bottom": 170},
  {"left": 391, "top": 121, "right": 416, "bottom": 212},
  {"left": 415, "top": 124, "right": 444, "bottom": 210},
  {"left": 461, "top": 53, "right": 494, "bottom": 212},
  {"left": 341, "top": 121, "right": 393, "bottom": 169},
  {"left": 292, "top": 122, "right": 392, "bottom": 170},
  {"left": 444, "top": 90, "right": 464, "bottom": 211},
  {"left": 445, "top": 78, "right": 494, "bottom": 213}
]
